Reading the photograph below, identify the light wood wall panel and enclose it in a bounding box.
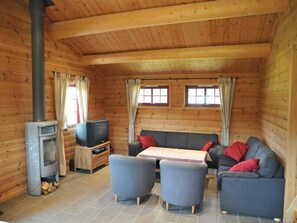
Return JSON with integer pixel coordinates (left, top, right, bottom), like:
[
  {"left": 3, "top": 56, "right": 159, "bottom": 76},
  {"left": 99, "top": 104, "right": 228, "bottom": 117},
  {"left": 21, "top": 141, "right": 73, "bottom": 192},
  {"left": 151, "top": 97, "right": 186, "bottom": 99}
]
[
  {"left": 105, "top": 73, "right": 260, "bottom": 155},
  {"left": 259, "top": 0, "right": 297, "bottom": 213},
  {"left": 0, "top": 1, "right": 105, "bottom": 202}
]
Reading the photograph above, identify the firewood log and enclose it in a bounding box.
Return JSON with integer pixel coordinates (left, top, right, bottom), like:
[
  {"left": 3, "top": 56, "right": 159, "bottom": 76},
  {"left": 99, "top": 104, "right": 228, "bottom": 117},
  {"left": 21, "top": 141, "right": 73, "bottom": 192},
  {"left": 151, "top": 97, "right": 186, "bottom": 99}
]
[
  {"left": 53, "top": 181, "right": 60, "bottom": 187},
  {"left": 41, "top": 182, "right": 50, "bottom": 190}
]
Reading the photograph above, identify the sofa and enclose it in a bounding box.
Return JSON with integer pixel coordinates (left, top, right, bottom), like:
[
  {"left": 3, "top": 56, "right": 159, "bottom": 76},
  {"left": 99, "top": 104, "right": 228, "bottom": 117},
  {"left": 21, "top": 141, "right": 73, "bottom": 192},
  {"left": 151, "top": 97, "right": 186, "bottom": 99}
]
[
  {"left": 128, "top": 130, "right": 221, "bottom": 168},
  {"left": 217, "top": 137, "right": 285, "bottom": 219}
]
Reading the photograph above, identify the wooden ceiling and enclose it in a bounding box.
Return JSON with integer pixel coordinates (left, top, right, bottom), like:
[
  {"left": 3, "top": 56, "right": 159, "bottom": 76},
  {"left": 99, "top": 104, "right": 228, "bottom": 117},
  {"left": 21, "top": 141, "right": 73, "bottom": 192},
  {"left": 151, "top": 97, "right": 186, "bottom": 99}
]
[{"left": 42, "top": 0, "right": 287, "bottom": 76}]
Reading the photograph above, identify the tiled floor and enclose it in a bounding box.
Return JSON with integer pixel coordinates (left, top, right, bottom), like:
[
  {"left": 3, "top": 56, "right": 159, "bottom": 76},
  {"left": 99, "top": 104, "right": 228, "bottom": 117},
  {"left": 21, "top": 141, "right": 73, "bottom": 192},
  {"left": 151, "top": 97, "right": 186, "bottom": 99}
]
[{"left": 0, "top": 165, "right": 276, "bottom": 223}]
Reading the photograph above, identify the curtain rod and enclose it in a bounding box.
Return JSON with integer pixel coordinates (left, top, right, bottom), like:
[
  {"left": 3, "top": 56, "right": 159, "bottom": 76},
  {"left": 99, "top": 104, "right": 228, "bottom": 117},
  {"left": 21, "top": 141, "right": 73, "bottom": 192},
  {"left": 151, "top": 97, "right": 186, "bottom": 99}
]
[
  {"left": 52, "top": 71, "right": 89, "bottom": 79},
  {"left": 127, "top": 77, "right": 239, "bottom": 81}
]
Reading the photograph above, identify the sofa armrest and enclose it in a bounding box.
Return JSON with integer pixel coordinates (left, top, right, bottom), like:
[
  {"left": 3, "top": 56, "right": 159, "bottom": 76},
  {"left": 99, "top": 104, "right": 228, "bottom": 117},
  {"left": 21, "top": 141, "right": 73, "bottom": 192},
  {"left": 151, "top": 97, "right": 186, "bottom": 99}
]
[
  {"left": 220, "top": 177, "right": 285, "bottom": 219},
  {"left": 128, "top": 140, "right": 142, "bottom": 156},
  {"left": 217, "top": 171, "right": 259, "bottom": 190},
  {"left": 216, "top": 145, "right": 228, "bottom": 156},
  {"left": 207, "top": 145, "right": 227, "bottom": 169}
]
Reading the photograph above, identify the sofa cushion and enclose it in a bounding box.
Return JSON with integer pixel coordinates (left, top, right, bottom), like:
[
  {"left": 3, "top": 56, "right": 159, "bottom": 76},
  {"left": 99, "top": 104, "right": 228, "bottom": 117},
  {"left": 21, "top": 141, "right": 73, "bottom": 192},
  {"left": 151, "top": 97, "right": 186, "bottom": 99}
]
[
  {"left": 165, "top": 132, "right": 188, "bottom": 149},
  {"left": 255, "top": 144, "right": 279, "bottom": 177},
  {"left": 141, "top": 130, "right": 167, "bottom": 147},
  {"left": 224, "top": 141, "right": 249, "bottom": 162},
  {"left": 229, "top": 159, "right": 260, "bottom": 172},
  {"left": 187, "top": 133, "right": 218, "bottom": 150},
  {"left": 138, "top": 135, "right": 156, "bottom": 149},
  {"left": 245, "top": 137, "right": 263, "bottom": 160},
  {"left": 202, "top": 141, "right": 214, "bottom": 151},
  {"left": 218, "top": 155, "right": 238, "bottom": 168}
]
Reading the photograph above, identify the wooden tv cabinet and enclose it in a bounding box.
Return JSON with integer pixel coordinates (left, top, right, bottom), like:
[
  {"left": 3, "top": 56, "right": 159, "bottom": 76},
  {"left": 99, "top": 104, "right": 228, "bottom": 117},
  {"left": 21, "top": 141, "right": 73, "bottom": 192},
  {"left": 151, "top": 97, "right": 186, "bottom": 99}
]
[{"left": 74, "top": 141, "right": 110, "bottom": 174}]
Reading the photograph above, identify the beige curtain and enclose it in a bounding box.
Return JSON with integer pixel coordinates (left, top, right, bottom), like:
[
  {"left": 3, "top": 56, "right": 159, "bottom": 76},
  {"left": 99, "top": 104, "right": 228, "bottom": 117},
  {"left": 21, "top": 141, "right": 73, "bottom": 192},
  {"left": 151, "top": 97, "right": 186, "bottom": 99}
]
[
  {"left": 75, "top": 76, "right": 90, "bottom": 123},
  {"left": 126, "top": 79, "right": 141, "bottom": 142},
  {"left": 54, "top": 72, "right": 70, "bottom": 176},
  {"left": 219, "top": 78, "right": 236, "bottom": 146}
]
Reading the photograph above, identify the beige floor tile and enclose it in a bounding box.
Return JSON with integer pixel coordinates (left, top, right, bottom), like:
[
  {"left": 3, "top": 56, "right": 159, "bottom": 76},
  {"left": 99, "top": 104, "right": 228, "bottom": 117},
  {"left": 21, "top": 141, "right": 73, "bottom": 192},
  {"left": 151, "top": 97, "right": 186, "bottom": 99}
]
[
  {"left": 258, "top": 218, "right": 276, "bottom": 223},
  {"left": 0, "top": 211, "right": 15, "bottom": 222},
  {"left": 111, "top": 212, "right": 136, "bottom": 223},
  {"left": 176, "top": 214, "right": 198, "bottom": 223},
  {"left": 121, "top": 201, "right": 145, "bottom": 216},
  {"left": 197, "top": 208, "right": 218, "bottom": 223},
  {"left": 63, "top": 195, "right": 96, "bottom": 214},
  {"left": 134, "top": 207, "right": 161, "bottom": 223},
  {"left": 0, "top": 200, "right": 33, "bottom": 215},
  {"left": 8, "top": 205, "right": 45, "bottom": 222},
  {"left": 94, "top": 200, "right": 125, "bottom": 222},
  {"left": 156, "top": 208, "right": 180, "bottom": 222},
  {"left": 239, "top": 215, "right": 260, "bottom": 223},
  {"left": 88, "top": 190, "right": 114, "bottom": 209},
  {"left": 70, "top": 207, "right": 101, "bottom": 223},
  {"left": 48, "top": 212, "right": 75, "bottom": 223},
  {"left": 89, "top": 219, "right": 106, "bottom": 223}
]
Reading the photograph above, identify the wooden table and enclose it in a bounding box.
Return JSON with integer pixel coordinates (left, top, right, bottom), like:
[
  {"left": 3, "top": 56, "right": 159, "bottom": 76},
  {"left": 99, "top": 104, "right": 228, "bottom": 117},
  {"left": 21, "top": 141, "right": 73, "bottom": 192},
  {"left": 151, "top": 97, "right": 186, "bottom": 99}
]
[{"left": 137, "top": 146, "right": 211, "bottom": 163}]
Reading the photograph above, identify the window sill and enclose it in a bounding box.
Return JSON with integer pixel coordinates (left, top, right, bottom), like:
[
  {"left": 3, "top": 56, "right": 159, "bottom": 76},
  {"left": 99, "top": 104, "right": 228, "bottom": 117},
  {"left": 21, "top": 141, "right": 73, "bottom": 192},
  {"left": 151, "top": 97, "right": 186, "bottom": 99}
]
[
  {"left": 138, "top": 105, "right": 171, "bottom": 110},
  {"left": 63, "top": 127, "right": 76, "bottom": 133}
]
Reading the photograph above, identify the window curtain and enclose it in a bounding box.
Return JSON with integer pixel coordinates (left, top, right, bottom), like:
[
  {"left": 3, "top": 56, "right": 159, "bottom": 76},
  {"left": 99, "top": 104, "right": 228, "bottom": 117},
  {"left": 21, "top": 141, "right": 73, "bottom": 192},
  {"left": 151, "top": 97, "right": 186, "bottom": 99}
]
[
  {"left": 54, "top": 72, "right": 71, "bottom": 176},
  {"left": 218, "top": 78, "right": 236, "bottom": 146},
  {"left": 126, "top": 79, "right": 141, "bottom": 142},
  {"left": 75, "top": 76, "right": 90, "bottom": 123}
]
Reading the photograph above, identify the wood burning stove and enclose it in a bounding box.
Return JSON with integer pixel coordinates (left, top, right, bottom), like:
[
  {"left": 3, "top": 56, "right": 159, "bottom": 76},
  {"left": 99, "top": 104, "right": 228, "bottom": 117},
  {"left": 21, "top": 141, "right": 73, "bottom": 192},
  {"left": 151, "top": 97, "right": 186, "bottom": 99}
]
[{"left": 25, "top": 120, "right": 59, "bottom": 196}]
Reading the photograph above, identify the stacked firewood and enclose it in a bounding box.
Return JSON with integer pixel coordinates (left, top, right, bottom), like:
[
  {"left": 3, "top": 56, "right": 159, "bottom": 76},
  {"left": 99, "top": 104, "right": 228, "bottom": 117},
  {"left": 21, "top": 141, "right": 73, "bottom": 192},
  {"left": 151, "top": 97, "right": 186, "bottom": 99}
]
[{"left": 41, "top": 181, "right": 60, "bottom": 195}]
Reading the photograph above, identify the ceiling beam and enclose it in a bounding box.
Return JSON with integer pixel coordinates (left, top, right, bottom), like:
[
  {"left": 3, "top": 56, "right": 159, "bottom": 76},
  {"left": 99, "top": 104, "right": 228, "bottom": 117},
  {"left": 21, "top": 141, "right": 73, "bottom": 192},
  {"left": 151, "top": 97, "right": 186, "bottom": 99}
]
[
  {"left": 48, "top": 0, "right": 288, "bottom": 39},
  {"left": 80, "top": 43, "right": 271, "bottom": 65}
]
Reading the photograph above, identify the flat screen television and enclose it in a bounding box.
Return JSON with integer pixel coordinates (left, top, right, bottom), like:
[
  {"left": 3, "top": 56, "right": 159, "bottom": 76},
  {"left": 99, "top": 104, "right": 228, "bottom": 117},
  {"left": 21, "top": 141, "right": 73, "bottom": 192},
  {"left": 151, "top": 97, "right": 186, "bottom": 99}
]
[{"left": 76, "top": 119, "right": 109, "bottom": 147}]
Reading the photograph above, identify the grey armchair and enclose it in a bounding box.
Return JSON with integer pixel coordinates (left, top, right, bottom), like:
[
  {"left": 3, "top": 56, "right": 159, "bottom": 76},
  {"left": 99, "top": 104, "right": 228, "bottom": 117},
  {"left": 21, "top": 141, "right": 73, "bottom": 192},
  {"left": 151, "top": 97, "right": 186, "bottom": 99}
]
[
  {"left": 109, "top": 155, "right": 156, "bottom": 205},
  {"left": 160, "top": 160, "right": 208, "bottom": 214}
]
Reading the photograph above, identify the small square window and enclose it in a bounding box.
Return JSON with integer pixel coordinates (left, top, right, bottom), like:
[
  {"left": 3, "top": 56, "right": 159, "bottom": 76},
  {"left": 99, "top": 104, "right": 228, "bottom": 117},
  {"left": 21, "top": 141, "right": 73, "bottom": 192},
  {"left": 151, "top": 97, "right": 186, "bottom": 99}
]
[
  {"left": 138, "top": 86, "right": 169, "bottom": 106},
  {"left": 185, "top": 86, "right": 220, "bottom": 107}
]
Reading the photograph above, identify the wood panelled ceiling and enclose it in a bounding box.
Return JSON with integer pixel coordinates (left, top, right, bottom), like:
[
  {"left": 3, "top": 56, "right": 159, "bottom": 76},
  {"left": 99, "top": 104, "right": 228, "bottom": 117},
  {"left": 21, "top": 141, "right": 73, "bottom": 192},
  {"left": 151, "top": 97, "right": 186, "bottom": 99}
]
[{"left": 26, "top": 0, "right": 286, "bottom": 76}]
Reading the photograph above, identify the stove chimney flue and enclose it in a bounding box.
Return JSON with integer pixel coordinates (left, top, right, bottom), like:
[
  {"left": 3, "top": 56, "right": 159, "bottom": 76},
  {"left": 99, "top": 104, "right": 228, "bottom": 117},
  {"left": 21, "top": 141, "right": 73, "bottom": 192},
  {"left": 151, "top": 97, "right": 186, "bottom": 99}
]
[{"left": 29, "top": 0, "right": 46, "bottom": 122}]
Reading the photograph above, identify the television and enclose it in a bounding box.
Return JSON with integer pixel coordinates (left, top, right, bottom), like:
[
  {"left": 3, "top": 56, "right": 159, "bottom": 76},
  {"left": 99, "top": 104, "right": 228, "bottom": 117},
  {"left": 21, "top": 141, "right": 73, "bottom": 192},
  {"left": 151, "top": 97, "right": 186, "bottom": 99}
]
[{"left": 76, "top": 119, "right": 109, "bottom": 147}]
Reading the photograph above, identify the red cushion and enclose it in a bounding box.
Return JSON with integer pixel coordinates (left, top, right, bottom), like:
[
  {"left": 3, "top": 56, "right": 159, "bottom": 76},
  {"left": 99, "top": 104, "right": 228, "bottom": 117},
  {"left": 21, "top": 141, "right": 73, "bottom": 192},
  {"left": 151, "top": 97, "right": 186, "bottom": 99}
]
[
  {"left": 138, "top": 135, "right": 157, "bottom": 149},
  {"left": 201, "top": 141, "right": 214, "bottom": 151},
  {"left": 223, "top": 141, "right": 249, "bottom": 162},
  {"left": 229, "top": 158, "right": 260, "bottom": 172}
]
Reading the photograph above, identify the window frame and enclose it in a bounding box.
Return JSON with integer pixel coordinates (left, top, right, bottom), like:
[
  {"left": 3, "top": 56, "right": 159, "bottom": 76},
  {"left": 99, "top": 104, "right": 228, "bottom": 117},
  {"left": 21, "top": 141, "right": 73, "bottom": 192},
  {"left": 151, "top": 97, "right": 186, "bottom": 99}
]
[
  {"left": 66, "top": 84, "right": 80, "bottom": 128},
  {"left": 138, "top": 86, "right": 169, "bottom": 106},
  {"left": 185, "top": 85, "right": 220, "bottom": 107}
]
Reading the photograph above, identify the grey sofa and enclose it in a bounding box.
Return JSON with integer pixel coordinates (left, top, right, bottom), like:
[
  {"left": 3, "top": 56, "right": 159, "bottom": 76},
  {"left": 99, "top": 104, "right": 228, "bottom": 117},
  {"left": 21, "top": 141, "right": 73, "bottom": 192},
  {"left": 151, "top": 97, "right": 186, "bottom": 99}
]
[
  {"left": 217, "top": 137, "right": 285, "bottom": 220},
  {"left": 160, "top": 160, "right": 208, "bottom": 214},
  {"left": 128, "top": 130, "right": 221, "bottom": 168},
  {"left": 109, "top": 155, "right": 156, "bottom": 205}
]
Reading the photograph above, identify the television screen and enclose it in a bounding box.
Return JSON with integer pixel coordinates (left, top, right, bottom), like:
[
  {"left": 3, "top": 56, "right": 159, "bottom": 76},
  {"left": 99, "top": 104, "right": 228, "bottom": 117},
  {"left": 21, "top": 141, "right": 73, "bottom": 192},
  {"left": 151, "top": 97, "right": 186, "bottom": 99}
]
[
  {"left": 76, "top": 119, "right": 109, "bottom": 147},
  {"left": 88, "top": 120, "right": 109, "bottom": 146}
]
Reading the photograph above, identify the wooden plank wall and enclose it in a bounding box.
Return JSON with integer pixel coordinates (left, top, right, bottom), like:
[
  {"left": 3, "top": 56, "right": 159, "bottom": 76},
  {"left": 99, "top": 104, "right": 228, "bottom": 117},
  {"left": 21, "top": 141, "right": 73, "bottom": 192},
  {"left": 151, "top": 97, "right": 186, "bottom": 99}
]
[
  {"left": 259, "top": 0, "right": 297, "bottom": 212},
  {"left": 105, "top": 73, "right": 260, "bottom": 155},
  {"left": 0, "top": 1, "right": 105, "bottom": 202}
]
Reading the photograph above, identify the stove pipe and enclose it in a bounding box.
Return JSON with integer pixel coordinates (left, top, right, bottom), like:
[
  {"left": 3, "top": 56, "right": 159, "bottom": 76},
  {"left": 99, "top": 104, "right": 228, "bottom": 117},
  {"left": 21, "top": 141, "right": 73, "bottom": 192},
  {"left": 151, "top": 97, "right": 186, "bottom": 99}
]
[{"left": 29, "top": 0, "right": 54, "bottom": 121}]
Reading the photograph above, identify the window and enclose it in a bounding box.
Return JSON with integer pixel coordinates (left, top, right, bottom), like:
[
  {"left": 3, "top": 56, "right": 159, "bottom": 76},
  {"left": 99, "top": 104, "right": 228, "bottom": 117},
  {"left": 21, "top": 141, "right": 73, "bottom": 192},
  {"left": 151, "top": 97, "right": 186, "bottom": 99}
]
[
  {"left": 138, "top": 86, "right": 169, "bottom": 106},
  {"left": 185, "top": 86, "right": 220, "bottom": 107},
  {"left": 66, "top": 85, "right": 79, "bottom": 126}
]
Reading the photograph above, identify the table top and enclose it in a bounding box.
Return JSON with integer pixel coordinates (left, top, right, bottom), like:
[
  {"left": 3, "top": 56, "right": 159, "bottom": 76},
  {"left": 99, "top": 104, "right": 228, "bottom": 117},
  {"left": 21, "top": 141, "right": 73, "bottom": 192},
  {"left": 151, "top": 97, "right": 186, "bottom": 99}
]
[{"left": 137, "top": 147, "right": 211, "bottom": 163}]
